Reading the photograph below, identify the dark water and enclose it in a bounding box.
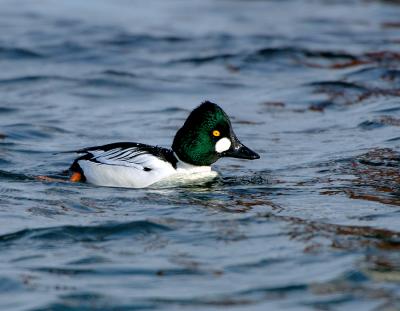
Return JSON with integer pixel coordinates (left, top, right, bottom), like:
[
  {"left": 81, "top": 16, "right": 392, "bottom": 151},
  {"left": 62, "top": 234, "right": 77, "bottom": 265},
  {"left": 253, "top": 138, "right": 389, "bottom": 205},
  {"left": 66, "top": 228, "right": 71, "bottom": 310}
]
[{"left": 1, "top": 0, "right": 400, "bottom": 310}]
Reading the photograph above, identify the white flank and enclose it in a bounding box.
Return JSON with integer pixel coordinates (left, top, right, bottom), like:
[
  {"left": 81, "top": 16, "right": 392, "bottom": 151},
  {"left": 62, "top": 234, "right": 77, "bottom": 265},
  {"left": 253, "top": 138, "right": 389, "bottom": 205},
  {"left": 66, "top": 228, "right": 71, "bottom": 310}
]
[
  {"left": 215, "top": 137, "right": 231, "bottom": 153},
  {"left": 78, "top": 155, "right": 176, "bottom": 188}
]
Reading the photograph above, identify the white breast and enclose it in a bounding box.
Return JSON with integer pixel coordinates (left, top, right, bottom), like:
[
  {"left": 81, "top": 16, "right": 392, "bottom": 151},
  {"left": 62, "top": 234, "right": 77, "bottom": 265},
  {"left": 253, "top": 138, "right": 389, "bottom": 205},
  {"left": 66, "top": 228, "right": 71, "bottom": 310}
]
[{"left": 153, "top": 160, "right": 218, "bottom": 188}]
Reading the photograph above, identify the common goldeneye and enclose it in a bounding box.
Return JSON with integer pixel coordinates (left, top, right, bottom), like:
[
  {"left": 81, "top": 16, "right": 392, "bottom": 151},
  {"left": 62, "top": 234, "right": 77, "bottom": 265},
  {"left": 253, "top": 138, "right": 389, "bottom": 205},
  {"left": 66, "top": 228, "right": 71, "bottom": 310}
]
[{"left": 68, "top": 101, "right": 259, "bottom": 188}]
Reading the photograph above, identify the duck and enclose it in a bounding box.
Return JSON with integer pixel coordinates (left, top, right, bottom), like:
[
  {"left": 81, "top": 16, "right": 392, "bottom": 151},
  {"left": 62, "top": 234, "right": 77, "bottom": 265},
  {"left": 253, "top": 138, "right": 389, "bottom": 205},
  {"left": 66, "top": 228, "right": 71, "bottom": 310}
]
[{"left": 68, "top": 101, "right": 260, "bottom": 188}]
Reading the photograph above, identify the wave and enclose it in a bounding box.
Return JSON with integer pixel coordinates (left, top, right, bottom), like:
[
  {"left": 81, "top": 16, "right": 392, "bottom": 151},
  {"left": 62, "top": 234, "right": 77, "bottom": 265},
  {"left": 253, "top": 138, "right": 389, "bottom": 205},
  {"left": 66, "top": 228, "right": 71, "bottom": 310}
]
[{"left": 0, "top": 220, "right": 171, "bottom": 244}]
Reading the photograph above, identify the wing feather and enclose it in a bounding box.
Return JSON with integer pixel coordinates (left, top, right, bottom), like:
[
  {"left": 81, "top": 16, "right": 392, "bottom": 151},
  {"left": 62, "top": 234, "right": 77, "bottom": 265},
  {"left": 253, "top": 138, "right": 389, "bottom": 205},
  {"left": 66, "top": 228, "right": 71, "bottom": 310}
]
[{"left": 74, "top": 143, "right": 177, "bottom": 171}]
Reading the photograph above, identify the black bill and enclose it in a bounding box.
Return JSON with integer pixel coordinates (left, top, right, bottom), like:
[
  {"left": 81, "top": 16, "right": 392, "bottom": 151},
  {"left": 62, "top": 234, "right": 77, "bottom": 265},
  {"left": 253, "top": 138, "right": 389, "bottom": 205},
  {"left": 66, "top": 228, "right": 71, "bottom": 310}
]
[{"left": 221, "top": 136, "right": 260, "bottom": 160}]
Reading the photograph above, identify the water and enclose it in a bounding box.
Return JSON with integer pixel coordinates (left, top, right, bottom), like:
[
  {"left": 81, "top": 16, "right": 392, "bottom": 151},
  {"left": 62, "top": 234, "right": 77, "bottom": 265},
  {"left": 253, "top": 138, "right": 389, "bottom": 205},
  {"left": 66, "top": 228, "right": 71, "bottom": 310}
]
[{"left": 0, "top": 0, "right": 400, "bottom": 310}]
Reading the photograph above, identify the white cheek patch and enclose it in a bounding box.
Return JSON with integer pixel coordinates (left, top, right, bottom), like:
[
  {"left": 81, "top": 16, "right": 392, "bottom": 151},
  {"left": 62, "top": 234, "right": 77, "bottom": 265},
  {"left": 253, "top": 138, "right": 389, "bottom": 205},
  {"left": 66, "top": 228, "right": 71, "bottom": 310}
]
[{"left": 215, "top": 137, "right": 231, "bottom": 153}]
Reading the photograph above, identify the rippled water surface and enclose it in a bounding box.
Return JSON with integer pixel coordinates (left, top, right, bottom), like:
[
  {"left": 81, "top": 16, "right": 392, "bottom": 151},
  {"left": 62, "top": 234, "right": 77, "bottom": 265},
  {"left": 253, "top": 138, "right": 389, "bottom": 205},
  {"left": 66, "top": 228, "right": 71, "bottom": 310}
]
[{"left": 1, "top": 0, "right": 400, "bottom": 310}]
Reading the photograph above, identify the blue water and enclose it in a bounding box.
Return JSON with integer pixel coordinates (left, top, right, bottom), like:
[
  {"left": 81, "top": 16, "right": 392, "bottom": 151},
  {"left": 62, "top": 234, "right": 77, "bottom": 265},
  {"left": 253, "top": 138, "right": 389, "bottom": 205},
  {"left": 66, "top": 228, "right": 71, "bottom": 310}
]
[{"left": 1, "top": 0, "right": 400, "bottom": 310}]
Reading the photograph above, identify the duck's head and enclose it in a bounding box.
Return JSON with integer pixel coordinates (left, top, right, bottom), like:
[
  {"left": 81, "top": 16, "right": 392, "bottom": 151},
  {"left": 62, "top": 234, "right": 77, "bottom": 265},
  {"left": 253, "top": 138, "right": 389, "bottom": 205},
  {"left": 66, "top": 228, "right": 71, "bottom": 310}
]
[{"left": 172, "top": 101, "right": 260, "bottom": 166}]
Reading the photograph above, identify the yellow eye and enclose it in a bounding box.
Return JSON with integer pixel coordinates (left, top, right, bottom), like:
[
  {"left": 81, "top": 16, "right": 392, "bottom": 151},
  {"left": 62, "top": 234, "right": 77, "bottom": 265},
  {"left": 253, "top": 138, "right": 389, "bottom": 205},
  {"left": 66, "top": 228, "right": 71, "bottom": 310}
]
[{"left": 212, "top": 130, "right": 220, "bottom": 137}]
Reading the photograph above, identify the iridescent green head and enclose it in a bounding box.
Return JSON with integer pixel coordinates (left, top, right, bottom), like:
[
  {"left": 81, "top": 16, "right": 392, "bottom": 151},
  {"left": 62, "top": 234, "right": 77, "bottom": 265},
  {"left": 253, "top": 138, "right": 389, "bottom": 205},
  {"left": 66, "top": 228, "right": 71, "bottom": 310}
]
[{"left": 172, "top": 101, "right": 259, "bottom": 166}]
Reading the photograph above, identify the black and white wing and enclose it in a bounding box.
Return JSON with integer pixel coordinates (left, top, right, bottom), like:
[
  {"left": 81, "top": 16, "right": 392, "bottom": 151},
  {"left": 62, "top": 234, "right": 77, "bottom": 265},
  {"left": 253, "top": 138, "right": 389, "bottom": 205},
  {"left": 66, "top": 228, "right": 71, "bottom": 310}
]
[{"left": 73, "top": 142, "right": 177, "bottom": 171}]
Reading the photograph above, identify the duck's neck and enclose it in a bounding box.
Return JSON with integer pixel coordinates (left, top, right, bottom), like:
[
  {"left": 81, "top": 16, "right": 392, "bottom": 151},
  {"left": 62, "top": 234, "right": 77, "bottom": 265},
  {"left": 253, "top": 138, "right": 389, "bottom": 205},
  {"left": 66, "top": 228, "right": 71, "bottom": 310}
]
[{"left": 173, "top": 152, "right": 212, "bottom": 173}]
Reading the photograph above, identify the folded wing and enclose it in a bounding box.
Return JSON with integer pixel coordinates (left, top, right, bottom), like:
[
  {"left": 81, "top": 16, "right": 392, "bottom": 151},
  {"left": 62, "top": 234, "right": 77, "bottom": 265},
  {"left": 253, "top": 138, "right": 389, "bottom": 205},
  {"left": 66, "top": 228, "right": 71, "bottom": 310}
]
[{"left": 75, "top": 142, "right": 176, "bottom": 171}]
